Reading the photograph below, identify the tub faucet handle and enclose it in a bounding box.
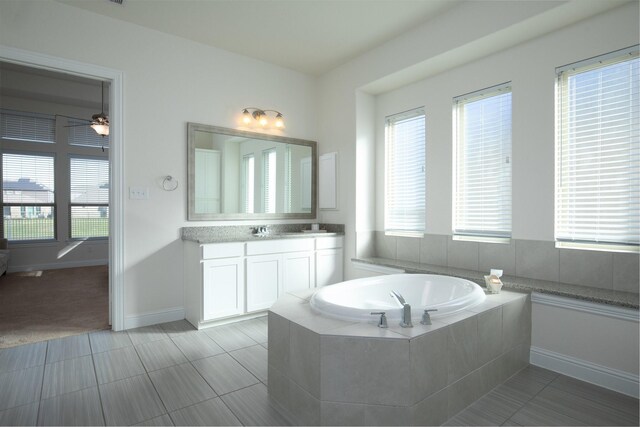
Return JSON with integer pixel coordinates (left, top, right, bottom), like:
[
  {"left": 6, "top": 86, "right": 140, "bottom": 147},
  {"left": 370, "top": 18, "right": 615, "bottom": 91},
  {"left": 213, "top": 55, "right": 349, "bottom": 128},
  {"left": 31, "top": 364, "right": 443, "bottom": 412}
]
[
  {"left": 420, "top": 309, "right": 438, "bottom": 325},
  {"left": 370, "top": 312, "right": 388, "bottom": 329}
]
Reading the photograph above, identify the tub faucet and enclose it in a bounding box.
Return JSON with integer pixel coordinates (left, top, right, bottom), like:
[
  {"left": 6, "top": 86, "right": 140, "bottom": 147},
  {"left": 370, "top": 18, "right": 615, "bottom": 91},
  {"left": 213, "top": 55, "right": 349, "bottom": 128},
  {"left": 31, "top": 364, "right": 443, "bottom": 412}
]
[{"left": 390, "top": 291, "right": 413, "bottom": 328}]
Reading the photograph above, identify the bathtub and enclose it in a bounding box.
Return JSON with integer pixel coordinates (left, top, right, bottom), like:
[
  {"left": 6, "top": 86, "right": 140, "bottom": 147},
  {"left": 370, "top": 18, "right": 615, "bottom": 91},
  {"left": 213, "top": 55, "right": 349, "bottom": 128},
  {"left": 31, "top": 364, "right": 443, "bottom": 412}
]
[{"left": 309, "top": 273, "right": 486, "bottom": 322}]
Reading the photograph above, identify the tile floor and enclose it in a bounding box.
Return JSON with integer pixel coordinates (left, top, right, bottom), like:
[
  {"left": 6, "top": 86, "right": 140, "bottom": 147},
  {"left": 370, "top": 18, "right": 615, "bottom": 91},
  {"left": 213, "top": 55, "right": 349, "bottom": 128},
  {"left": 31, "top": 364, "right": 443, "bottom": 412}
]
[{"left": 0, "top": 315, "right": 637, "bottom": 426}]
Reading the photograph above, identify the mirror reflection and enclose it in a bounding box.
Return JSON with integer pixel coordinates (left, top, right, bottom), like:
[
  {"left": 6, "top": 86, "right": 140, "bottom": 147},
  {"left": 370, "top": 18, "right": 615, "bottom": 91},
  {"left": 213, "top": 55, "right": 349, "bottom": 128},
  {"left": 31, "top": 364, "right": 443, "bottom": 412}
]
[{"left": 188, "top": 123, "right": 316, "bottom": 220}]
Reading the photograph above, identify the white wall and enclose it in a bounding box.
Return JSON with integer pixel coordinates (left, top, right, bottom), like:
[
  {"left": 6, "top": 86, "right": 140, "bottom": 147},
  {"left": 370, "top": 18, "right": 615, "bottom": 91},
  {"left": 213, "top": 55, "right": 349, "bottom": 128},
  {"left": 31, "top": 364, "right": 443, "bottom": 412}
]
[
  {"left": 373, "top": 3, "right": 639, "bottom": 239},
  {"left": 317, "top": 0, "right": 639, "bottom": 279},
  {"left": 0, "top": 0, "right": 318, "bottom": 321}
]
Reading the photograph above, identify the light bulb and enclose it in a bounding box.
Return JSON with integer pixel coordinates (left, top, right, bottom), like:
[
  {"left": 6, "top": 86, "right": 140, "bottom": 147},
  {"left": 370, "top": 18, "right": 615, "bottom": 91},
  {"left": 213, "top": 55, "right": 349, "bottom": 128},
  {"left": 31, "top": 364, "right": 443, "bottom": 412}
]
[
  {"left": 274, "top": 113, "right": 284, "bottom": 128},
  {"left": 91, "top": 123, "right": 109, "bottom": 136},
  {"left": 259, "top": 114, "right": 268, "bottom": 126},
  {"left": 242, "top": 109, "right": 252, "bottom": 125}
]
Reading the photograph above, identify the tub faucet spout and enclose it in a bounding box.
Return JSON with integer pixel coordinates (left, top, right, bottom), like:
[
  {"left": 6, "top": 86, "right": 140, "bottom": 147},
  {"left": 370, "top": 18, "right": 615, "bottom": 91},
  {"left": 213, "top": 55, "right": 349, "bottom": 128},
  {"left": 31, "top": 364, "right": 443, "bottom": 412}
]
[{"left": 390, "top": 291, "right": 413, "bottom": 328}]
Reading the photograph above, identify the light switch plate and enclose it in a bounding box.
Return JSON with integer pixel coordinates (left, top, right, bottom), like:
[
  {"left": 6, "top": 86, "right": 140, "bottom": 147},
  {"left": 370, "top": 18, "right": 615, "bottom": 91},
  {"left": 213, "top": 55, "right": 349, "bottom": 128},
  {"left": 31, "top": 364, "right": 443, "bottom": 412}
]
[{"left": 129, "top": 186, "right": 149, "bottom": 200}]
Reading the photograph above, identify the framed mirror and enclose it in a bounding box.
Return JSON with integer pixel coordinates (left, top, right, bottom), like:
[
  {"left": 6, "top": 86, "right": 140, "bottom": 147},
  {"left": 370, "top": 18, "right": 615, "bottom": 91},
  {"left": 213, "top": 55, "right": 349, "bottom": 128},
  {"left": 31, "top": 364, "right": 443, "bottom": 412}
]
[{"left": 187, "top": 123, "right": 317, "bottom": 220}]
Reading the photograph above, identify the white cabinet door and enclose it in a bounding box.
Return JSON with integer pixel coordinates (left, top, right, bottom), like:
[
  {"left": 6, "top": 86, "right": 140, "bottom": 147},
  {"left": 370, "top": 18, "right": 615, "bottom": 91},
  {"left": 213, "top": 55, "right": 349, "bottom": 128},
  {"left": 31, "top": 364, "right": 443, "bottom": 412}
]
[
  {"left": 246, "top": 254, "right": 282, "bottom": 312},
  {"left": 316, "top": 248, "right": 344, "bottom": 287},
  {"left": 202, "top": 258, "right": 244, "bottom": 321},
  {"left": 283, "top": 250, "right": 315, "bottom": 293}
]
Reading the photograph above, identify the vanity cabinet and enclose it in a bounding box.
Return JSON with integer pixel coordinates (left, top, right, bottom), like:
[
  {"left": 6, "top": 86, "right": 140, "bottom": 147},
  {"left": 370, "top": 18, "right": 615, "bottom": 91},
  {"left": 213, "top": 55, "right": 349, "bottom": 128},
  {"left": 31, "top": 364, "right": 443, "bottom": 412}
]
[
  {"left": 246, "top": 254, "right": 282, "bottom": 312},
  {"left": 202, "top": 257, "right": 244, "bottom": 320},
  {"left": 184, "top": 235, "right": 343, "bottom": 329},
  {"left": 316, "top": 236, "right": 344, "bottom": 287}
]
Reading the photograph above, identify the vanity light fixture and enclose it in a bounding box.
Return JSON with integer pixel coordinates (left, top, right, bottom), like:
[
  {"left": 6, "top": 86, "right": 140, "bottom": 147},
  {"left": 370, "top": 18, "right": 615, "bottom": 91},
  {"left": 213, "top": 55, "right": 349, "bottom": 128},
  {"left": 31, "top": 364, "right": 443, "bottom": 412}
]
[{"left": 241, "top": 108, "right": 284, "bottom": 128}]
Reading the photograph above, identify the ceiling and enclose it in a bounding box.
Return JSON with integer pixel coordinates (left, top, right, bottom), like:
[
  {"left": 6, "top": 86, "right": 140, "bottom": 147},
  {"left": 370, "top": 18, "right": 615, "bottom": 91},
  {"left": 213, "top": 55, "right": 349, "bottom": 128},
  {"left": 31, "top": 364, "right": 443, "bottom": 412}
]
[{"left": 55, "top": 0, "right": 463, "bottom": 75}]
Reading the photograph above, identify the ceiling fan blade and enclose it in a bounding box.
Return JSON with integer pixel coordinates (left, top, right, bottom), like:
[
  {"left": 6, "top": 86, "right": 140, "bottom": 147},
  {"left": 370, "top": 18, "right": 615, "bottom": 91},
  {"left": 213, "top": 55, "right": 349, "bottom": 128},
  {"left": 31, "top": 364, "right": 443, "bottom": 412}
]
[{"left": 64, "top": 123, "right": 91, "bottom": 128}]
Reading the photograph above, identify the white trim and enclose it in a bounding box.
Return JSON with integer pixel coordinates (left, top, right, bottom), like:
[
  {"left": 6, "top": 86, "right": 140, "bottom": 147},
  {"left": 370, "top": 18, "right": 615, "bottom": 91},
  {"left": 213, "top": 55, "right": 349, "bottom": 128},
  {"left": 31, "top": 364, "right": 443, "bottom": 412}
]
[
  {"left": 530, "top": 346, "right": 640, "bottom": 398},
  {"left": 0, "top": 45, "right": 125, "bottom": 331},
  {"left": 452, "top": 234, "right": 511, "bottom": 244},
  {"left": 8, "top": 258, "right": 108, "bottom": 273},
  {"left": 531, "top": 292, "right": 639, "bottom": 322},
  {"left": 124, "top": 307, "right": 185, "bottom": 330},
  {"left": 351, "top": 260, "right": 405, "bottom": 274}
]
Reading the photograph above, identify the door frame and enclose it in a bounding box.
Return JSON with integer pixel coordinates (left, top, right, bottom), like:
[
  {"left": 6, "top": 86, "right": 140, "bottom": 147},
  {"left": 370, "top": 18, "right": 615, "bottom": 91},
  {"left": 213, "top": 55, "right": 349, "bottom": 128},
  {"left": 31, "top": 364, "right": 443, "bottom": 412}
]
[{"left": 0, "top": 45, "right": 125, "bottom": 331}]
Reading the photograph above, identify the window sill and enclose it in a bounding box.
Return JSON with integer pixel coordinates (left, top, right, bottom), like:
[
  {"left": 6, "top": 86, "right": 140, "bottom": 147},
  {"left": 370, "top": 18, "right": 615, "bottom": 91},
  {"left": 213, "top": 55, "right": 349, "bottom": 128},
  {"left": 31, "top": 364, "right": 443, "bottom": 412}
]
[
  {"left": 385, "top": 231, "right": 424, "bottom": 238},
  {"left": 452, "top": 234, "right": 511, "bottom": 244},
  {"left": 555, "top": 241, "right": 639, "bottom": 254}
]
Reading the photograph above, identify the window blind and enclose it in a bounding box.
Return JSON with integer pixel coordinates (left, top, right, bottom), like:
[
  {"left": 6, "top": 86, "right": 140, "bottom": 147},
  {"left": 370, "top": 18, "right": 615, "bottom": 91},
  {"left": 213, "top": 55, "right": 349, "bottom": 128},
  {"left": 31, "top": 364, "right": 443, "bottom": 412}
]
[
  {"left": 385, "top": 108, "right": 425, "bottom": 235},
  {"left": 263, "top": 149, "right": 276, "bottom": 213},
  {"left": 0, "top": 109, "right": 55, "bottom": 143},
  {"left": 556, "top": 48, "right": 639, "bottom": 250},
  {"left": 70, "top": 157, "right": 109, "bottom": 204},
  {"left": 454, "top": 84, "right": 512, "bottom": 239},
  {"left": 70, "top": 156, "right": 109, "bottom": 239}
]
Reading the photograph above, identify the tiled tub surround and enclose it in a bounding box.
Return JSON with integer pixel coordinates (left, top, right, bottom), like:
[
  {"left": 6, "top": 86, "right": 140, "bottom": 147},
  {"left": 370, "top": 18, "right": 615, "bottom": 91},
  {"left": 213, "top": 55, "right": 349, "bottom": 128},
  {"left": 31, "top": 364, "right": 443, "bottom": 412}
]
[
  {"left": 182, "top": 224, "right": 345, "bottom": 243},
  {"left": 359, "top": 232, "right": 639, "bottom": 308},
  {"left": 267, "top": 289, "right": 531, "bottom": 426}
]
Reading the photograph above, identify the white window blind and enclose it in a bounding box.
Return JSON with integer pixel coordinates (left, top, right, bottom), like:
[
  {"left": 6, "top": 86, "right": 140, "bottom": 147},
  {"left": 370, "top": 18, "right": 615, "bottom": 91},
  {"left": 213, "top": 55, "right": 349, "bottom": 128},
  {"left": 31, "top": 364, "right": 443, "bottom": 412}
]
[
  {"left": 70, "top": 156, "right": 109, "bottom": 239},
  {"left": 556, "top": 47, "right": 639, "bottom": 251},
  {"left": 385, "top": 108, "right": 425, "bottom": 235},
  {"left": 263, "top": 149, "right": 276, "bottom": 213},
  {"left": 454, "top": 84, "right": 512, "bottom": 240},
  {"left": 0, "top": 109, "right": 55, "bottom": 143}
]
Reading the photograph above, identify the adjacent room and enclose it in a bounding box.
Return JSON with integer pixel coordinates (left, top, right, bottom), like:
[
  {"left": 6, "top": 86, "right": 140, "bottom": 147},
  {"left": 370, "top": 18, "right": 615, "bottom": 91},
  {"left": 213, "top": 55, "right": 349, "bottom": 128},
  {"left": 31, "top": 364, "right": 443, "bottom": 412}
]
[{"left": 0, "top": 0, "right": 638, "bottom": 426}]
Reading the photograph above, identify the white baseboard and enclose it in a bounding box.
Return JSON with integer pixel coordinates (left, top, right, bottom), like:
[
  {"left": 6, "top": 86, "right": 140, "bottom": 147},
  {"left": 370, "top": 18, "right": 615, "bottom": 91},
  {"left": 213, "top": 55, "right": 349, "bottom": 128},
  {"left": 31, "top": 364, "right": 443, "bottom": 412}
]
[
  {"left": 530, "top": 346, "right": 639, "bottom": 398},
  {"left": 124, "top": 307, "right": 185, "bottom": 330},
  {"left": 8, "top": 258, "right": 109, "bottom": 273}
]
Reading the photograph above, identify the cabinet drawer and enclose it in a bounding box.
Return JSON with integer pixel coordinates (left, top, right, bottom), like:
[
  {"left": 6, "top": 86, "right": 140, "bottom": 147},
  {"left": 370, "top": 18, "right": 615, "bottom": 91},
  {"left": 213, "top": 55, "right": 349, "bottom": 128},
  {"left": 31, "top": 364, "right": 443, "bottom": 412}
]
[
  {"left": 246, "top": 238, "right": 314, "bottom": 255},
  {"left": 315, "top": 236, "right": 344, "bottom": 250},
  {"left": 201, "top": 242, "right": 245, "bottom": 259}
]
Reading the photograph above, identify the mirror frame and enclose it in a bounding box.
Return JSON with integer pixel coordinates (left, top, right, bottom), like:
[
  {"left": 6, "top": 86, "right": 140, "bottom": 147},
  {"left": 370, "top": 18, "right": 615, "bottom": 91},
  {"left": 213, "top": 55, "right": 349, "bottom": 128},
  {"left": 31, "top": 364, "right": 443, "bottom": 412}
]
[{"left": 187, "top": 122, "right": 317, "bottom": 220}]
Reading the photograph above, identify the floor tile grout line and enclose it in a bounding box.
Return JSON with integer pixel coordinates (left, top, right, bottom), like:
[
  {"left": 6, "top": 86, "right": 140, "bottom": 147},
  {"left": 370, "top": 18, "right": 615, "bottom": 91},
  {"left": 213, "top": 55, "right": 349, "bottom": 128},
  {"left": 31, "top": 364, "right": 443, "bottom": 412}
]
[
  {"left": 87, "top": 332, "right": 108, "bottom": 427},
  {"left": 34, "top": 340, "right": 49, "bottom": 425}
]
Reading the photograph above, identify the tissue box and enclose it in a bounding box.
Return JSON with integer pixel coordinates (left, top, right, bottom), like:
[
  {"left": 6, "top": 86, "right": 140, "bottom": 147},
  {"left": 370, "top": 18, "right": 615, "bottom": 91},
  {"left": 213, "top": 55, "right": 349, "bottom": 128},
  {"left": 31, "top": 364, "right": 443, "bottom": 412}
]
[{"left": 484, "top": 275, "right": 503, "bottom": 294}]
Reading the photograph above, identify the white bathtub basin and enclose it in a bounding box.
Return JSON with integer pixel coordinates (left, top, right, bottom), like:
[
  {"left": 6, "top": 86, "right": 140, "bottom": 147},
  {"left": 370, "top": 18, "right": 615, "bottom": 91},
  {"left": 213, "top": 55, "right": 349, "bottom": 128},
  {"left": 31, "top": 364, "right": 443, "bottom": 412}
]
[{"left": 309, "top": 273, "right": 486, "bottom": 322}]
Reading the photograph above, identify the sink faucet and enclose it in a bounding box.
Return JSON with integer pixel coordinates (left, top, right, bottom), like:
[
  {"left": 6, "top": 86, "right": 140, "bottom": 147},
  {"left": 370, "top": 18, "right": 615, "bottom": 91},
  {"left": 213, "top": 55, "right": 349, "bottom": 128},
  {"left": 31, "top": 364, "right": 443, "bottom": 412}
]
[
  {"left": 390, "top": 291, "right": 413, "bottom": 328},
  {"left": 253, "top": 226, "right": 270, "bottom": 236}
]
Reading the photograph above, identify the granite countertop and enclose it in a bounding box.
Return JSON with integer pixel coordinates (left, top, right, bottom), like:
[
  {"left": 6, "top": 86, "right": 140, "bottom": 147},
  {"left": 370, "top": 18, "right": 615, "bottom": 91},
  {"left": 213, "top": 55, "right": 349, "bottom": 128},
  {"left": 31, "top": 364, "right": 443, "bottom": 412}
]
[
  {"left": 186, "top": 231, "right": 344, "bottom": 244},
  {"left": 181, "top": 224, "right": 345, "bottom": 244},
  {"left": 353, "top": 257, "right": 639, "bottom": 310}
]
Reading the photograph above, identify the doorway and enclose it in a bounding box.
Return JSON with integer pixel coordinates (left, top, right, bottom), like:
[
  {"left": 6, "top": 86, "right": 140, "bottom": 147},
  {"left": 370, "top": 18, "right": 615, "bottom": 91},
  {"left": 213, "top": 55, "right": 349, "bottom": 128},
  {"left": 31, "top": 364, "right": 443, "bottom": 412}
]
[{"left": 0, "top": 46, "right": 124, "bottom": 334}]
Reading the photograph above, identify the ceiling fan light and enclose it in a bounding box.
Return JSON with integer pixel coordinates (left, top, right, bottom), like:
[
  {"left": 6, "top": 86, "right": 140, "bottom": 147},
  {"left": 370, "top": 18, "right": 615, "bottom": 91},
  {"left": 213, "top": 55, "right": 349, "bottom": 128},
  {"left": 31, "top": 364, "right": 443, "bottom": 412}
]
[{"left": 91, "top": 123, "right": 109, "bottom": 136}]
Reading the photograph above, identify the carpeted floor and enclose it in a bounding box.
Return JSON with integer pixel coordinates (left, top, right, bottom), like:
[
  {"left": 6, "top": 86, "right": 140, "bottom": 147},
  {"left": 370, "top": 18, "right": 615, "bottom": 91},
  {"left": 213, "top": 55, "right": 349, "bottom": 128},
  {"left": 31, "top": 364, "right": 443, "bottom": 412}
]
[{"left": 0, "top": 265, "right": 110, "bottom": 348}]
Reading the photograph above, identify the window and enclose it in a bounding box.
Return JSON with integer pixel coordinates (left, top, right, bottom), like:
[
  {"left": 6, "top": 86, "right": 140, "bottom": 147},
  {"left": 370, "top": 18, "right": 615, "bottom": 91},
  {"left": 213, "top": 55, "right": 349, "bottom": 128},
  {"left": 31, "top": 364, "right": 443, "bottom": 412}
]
[
  {"left": 1, "top": 108, "right": 109, "bottom": 243},
  {"left": 263, "top": 148, "right": 276, "bottom": 213},
  {"left": 242, "top": 154, "right": 255, "bottom": 213},
  {"left": 385, "top": 108, "right": 425, "bottom": 236},
  {"left": 453, "top": 84, "right": 512, "bottom": 241},
  {"left": 556, "top": 47, "right": 639, "bottom": 252},
  {"left": 69, "top": 156, "right": 109, "bottom": 239},
  {"left": 2, "top": 153, "right": 56, "bottom": 241}
]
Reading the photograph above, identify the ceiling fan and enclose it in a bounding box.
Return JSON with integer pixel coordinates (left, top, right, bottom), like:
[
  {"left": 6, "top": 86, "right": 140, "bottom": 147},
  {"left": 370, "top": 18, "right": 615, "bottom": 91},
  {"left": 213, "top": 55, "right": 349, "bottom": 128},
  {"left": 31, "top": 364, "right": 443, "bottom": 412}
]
[{"left": 65, "top": 81, "right": 110, "bottom": 136}]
